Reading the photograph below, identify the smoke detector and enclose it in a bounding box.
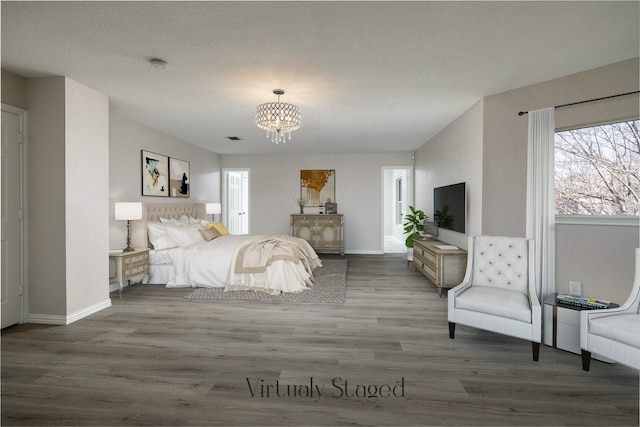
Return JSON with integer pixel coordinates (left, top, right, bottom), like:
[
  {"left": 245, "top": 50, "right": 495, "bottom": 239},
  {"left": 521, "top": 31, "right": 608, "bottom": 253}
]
[{"left": 150, "top": 58, "right": 167, "bottom": 70}]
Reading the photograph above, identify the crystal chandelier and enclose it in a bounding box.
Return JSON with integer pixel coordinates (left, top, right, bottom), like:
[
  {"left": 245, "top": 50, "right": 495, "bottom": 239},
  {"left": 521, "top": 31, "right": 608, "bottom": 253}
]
[{"left": 255, "top": 89, "right": 301, "bottom": 144}]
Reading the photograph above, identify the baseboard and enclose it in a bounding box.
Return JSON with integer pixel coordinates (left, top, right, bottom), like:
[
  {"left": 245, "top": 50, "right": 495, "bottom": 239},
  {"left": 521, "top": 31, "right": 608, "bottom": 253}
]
[
  {"left": 345, "top": 250, "right": 385, "bottom": 255},
  {"left": 28, "top": 298, "right": 112, "bottom": 325}
]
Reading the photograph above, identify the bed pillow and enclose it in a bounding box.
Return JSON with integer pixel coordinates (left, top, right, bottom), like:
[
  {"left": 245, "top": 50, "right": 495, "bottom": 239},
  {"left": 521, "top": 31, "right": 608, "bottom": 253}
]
[
  {"left": 188, "top": 216, "right": 204, "bottom": 225},
  {"left": 165, "top": 226, "right": 204, "bottom": 247},
  {"left": 199, "top": 228, "right": 222, "bottom": 242},
  {"left": 147, "top": 222, "right": 180, "bottom": 250},
  {"left": 206, "top": 222, "right": 230, "bottom": 235}
]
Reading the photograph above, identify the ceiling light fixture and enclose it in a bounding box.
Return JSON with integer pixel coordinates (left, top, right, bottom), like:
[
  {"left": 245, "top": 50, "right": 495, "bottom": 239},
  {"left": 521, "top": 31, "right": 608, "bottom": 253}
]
[
  {"left": 255, "top": 89, "right": 301, "bottom": 144},
  {"left": 150, "top": 58, "right": 167, "bottom": 70}
]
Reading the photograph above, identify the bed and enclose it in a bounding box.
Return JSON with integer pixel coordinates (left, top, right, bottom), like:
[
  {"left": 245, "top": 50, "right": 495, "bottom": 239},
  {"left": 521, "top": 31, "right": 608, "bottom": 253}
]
[{"left": 131, "top": 203, "right": 322, "bottom": 295}]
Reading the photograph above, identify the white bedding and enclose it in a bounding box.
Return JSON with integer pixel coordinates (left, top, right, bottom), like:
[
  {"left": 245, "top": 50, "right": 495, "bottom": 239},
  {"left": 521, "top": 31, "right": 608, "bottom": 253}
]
[
  {"left": 168, "top": 234, "right": 245, "bottom": 288},
  {"left": 163, "top": 234, "right": 321, "bottom": 294}
]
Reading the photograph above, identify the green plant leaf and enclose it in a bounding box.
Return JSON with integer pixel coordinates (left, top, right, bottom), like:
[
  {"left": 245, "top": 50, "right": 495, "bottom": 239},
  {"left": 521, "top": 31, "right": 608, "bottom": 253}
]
[{"left": 403, "top": 205, "right": 428, "bottom": 247}]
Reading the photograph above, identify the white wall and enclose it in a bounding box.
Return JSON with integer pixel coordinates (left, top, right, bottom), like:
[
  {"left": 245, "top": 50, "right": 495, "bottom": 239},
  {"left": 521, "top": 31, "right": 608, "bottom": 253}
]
[
  {"left": 109, "top": 113, "right": 221, "bottom": 250},
  {"left": 221, "top": 152, "right": 414, "bottom": 253},
  {"left": 414, "top": 100, "right": 483, "bottom": 250}
]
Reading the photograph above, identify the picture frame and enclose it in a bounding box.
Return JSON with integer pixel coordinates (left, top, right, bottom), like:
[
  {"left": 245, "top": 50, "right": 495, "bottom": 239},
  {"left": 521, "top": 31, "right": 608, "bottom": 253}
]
[
  {"left": 141, "top": 150, "right": 169, "bottom": 197},
  {"left": 169, "top": 157, "right": 190, "bottom": 198},
  {"left": 300, "top": 169, "right": 335, "bottom": 207}
]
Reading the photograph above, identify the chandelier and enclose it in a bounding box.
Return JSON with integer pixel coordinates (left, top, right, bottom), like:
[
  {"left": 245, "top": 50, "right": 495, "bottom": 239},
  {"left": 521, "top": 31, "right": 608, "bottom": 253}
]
[{"left": 255, "top": 89, "right": 301, "bottom": 144}]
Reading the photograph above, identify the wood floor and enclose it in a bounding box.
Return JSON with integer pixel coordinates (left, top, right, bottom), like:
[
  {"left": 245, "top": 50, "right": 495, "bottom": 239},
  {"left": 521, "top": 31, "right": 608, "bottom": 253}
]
[{"left": 2, "top": 254, "right": 639, "bottom": 426}]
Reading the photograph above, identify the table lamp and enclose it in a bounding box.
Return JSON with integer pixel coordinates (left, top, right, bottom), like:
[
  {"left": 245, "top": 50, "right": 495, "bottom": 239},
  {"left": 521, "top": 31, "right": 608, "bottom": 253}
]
[
  {"left": 115, "top": 202, "right": 142, "bottom": 251},
  {"left": 206, "top": 202, "right": 221, "bottom": 221}
]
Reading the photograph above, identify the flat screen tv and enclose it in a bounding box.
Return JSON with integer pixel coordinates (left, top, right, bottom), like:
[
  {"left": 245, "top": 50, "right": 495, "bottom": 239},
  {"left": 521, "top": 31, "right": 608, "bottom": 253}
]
[{"left": 433, "top": 182, "right": 466, "bottom": 234}]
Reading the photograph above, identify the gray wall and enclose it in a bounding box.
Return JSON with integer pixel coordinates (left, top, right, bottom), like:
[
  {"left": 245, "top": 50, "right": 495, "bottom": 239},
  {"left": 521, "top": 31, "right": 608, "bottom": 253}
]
[
  {"left": 108, "top": 113, "right": 221, "bottom": 251},
  {"left": 2, "top": 69, "right": 221, "bottom": 320},
  {"left": 4, "top": 57, "right": 639, "bottom": 318},
  {"left": 221, "top": 152, "right": 414, "bottom": 254},
  {"left": 556, "top": 219, "right": 639, "bottom": 304},
  {"left": 25, "top": 77, "right": 68, "bottom": 317},
  {"left": 24, "top": 76, "right": 111, "bottom": 320},
  {"left": 413, "top": 59, "right": 639, "bottom": 302},
  {"left": 414, "top": 99, "right": 484, "bottom": 250},
  {"left": 482, "top": 58, "right": 639, "bottom": 236},
  {"left": 482, "top": 58, "right": 639, "bottom": 302},
  {"left": 1, "top": 69, "right": 27, "bottom": 109}
]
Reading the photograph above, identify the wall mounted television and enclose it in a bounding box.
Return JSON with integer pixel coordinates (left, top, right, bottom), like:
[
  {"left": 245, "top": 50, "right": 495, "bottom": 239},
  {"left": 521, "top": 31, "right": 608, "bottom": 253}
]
[{"left": 433, "top": 182, "right": 466, "bottom": 234}]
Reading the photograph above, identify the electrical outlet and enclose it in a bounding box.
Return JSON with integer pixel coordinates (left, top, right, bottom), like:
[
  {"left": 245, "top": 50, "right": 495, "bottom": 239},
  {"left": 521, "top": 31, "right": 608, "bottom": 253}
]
[{"left": 569, "top": 281, "right": 582, "bottom": 297}]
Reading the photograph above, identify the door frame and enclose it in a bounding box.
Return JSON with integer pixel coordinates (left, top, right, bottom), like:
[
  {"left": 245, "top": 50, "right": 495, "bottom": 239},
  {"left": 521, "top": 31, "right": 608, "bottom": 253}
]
[
  {"left": 381, "top": 166, "right": 413, "bottom": 253},
  {"left": 2, "top": 104, "right": 28, "bottom": 326},
  {"left": 222, "top": 168, "right": 250, "bottom": 234}
]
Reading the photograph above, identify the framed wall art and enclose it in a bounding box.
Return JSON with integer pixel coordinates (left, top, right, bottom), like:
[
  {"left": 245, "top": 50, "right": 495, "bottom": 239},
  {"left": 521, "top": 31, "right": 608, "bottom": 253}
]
[
  {"left": 169, "top": 157, "right": 190, "bottom": 198},
  {"left": 141, "top": 150, "right": 169, "bottom": 197},
  {"left": 300, "top": 169, "right": 335, "bottom": 206}
]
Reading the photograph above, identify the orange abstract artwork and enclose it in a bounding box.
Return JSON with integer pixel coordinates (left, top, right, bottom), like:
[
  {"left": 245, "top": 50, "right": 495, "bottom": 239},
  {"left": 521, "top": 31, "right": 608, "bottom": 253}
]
[{"left": 300, "top": 169, "right": 335, "bottom": 206}]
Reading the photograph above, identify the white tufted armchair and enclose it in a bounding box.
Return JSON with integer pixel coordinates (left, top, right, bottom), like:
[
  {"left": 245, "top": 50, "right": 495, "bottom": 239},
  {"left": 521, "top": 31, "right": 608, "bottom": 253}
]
[
  {"left": 580, "top": 248, "right": 640, "bottom": 372},
  {"left": 448, "top": 236, "right": 541, "bottom": 361}
]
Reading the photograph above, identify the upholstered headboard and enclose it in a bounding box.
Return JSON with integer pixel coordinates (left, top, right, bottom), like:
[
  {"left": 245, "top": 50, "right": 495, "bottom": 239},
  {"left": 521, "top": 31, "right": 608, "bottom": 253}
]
[{"left": 131, "top": 203, "right": 206, "bottom": 249}]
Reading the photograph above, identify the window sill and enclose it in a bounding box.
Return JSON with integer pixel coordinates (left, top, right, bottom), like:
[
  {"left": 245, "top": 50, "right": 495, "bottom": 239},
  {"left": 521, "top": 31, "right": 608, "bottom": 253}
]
[{"left": 555, "top": 215, "right": 640, "bottom": 226}]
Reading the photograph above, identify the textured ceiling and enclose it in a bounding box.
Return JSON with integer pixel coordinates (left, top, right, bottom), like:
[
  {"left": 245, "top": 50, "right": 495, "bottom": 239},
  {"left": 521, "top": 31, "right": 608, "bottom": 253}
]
[{"left": 2, "top": 1, "right": 639, "bottom": 155}]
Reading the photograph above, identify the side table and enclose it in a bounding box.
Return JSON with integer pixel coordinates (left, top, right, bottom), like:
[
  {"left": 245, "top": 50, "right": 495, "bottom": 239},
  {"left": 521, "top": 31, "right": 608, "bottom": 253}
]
[
  {"left": 109, "top": 249, "right": 150, "bottom": 298},
  {"left": 543, "top": 293, "right": 618, "bottom": 360}
]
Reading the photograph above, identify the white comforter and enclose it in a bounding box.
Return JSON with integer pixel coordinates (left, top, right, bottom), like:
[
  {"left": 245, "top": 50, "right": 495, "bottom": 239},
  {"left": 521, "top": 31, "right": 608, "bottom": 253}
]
[{"left": 166, "top": 234, "right": 321, "bottom": 294}]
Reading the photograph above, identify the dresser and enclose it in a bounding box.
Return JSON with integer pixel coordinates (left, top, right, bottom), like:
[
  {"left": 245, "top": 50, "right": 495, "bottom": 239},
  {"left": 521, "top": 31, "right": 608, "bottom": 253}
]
[
  {"left": 109, "top": 248, "right": 150, "bottom": 298},
  {"left": 291, "top": 214, "right": 344, "bottom": 255},
  {"left": 412, "top": 239, "right": 467, "bottom": 296}
]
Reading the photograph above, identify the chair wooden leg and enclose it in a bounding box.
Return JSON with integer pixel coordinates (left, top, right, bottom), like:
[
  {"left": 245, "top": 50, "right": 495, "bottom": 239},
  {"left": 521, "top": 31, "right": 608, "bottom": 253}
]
[
  {"left": 581, "top": 350, "right": 592, "bottom": 371},
  {"left": 448, "top": 322, "right": 455, "bottom": 339},
  {"left": 532, "top": 342, "right": 540, "bottom": 362}
]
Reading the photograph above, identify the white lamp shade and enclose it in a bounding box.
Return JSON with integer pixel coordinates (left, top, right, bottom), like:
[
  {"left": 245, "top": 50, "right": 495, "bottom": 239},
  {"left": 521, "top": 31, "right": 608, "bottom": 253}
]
[
  {"left": 115, "top": 202, "right": 143, "bottom": 221},
  {"left": 206, "top": 203, "right": 222, "bottom": 215}
]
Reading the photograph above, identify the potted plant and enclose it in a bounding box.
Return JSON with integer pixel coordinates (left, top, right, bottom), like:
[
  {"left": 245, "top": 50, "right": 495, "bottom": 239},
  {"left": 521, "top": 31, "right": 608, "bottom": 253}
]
[
  {"left": 293, "top": 196, "right": 307, "bottom": 214},
  {"left": 403, "top": 206, "right": 427, "bottom": 262}
]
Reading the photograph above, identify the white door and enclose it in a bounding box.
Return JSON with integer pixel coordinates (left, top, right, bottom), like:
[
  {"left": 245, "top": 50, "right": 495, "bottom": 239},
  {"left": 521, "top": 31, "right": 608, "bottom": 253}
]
[
  {"left": 382, "top": 166, "right": 412, "bottom": 253},
  {"left": 2, "top": 109, "right": 24, "bottom": 328},
  {"left": 226, "top": 170, "right": 249, "bottom": 235}
]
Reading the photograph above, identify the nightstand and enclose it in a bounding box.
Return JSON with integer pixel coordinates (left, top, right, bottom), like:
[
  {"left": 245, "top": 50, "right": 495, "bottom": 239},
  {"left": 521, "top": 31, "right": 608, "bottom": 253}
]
[
  {"left": 109, "top": 249, "right": 150, "bottom": 298},
  {"left": 543, "top": 293, "right": 618, "bottom": 361}
]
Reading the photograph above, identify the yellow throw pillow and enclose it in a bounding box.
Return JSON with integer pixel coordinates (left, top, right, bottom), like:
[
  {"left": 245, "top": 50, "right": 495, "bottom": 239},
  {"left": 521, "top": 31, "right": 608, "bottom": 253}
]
[{"left": 206, "top": 222, "right": 230, "bottom": 235}]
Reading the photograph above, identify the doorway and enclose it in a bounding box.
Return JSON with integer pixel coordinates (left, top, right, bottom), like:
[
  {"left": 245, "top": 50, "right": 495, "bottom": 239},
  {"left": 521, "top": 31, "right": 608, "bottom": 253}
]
[
  {"left": 382, "top": 166, "right": 412, "bottom": 253},
  {"left": 223, "top": 169, "right": 249, "bottom": 235},
  {"left": 2, "top": 106, "right": 26, "bottom": 328}
]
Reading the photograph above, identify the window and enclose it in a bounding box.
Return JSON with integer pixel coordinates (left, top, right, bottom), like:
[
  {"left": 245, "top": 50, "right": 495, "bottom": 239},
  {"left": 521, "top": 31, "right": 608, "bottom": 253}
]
[{"left": 555, "top": 120, "right": 640, "bottom": 216}]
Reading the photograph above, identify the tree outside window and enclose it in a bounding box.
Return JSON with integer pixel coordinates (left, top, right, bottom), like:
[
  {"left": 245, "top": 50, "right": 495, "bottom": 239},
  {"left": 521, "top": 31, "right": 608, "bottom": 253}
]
[{"left": 555, "top": 120, "right": 640, "bottom": 216}]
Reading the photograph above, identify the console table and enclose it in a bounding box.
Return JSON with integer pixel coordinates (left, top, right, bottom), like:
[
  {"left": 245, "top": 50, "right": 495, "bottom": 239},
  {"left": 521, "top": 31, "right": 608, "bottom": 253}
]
[
  {"left": 291, "top": 214, "right": 344, "bottom": 255},
  {"left": 412, "top": 239, "right": 467, "bottom": 296}
]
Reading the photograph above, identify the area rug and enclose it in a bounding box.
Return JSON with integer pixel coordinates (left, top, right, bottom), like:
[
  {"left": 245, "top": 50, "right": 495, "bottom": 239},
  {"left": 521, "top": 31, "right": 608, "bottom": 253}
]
[{"left": 184, "top": 259, "right": 347, "bottom": 304}]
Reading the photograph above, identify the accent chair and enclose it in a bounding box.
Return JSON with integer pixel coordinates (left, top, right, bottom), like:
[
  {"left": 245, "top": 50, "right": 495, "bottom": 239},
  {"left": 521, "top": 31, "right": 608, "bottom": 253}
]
[
  {"left": 580, "top": 248, "right": 640, "bottom": 372},
  {"left": 448, "top": 235, "right": 541, "bottom": 361}
]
